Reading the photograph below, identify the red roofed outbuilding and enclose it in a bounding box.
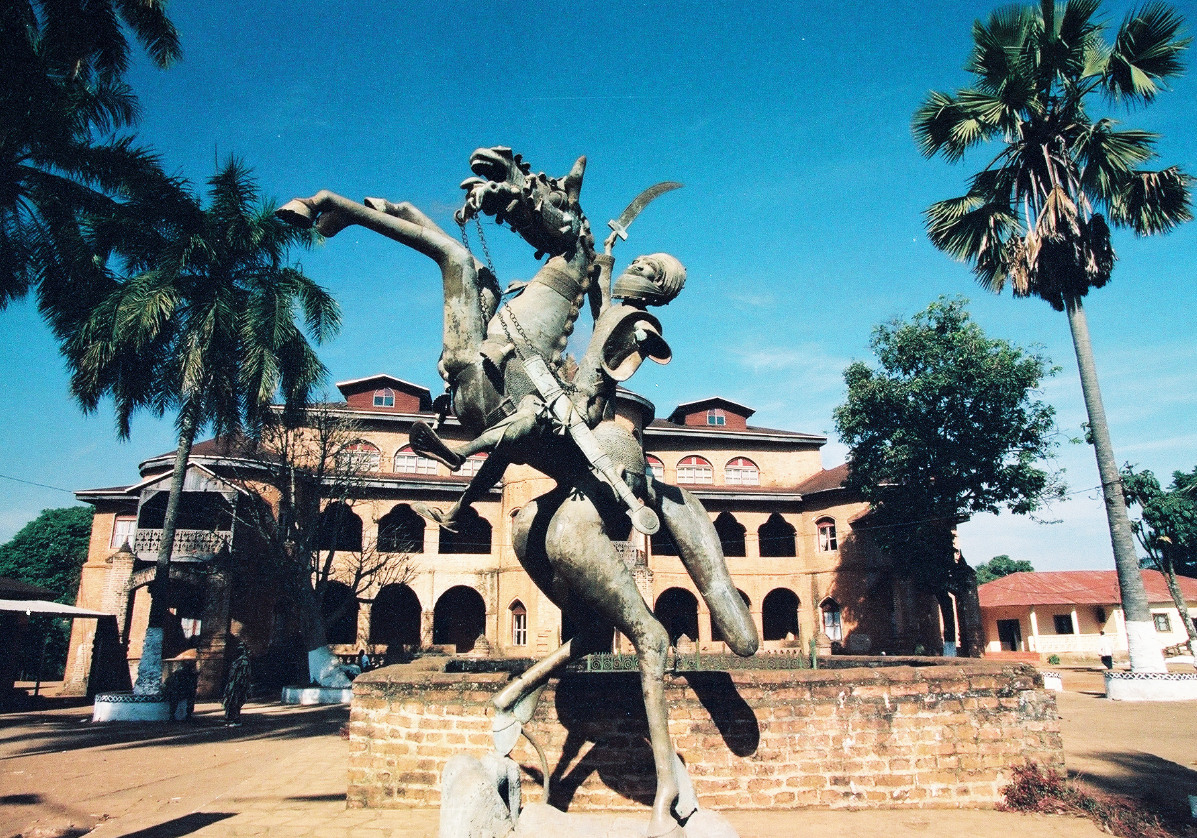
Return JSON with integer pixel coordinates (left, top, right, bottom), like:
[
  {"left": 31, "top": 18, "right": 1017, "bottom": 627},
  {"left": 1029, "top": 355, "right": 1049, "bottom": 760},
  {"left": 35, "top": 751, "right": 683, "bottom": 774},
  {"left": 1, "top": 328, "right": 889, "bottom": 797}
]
[{"left": 978, "top": 570, "right": 1197, "bottom": 659}]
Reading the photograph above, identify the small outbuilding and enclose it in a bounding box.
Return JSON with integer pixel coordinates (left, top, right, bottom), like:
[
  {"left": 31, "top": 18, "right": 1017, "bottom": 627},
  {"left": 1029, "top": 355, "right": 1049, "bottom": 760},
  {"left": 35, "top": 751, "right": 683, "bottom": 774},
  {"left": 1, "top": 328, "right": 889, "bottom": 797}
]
[{"left": 979, "top": 570, "right": 1197, "bottom": 659}]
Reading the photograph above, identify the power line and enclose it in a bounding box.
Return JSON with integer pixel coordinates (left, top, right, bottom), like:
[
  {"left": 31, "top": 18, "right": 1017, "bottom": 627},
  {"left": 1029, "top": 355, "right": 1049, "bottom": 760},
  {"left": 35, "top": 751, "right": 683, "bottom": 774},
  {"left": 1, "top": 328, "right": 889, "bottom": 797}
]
[{"left": 0, "top": 472, "right": 74, "bottom": 494}]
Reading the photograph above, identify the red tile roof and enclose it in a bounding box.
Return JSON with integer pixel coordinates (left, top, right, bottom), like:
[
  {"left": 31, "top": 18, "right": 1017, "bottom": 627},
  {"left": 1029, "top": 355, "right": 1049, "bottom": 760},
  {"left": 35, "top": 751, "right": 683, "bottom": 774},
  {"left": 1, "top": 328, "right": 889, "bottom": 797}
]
[
  {"left": 979, "top": 570, "right": 1197, "bottom": 608},
  {"left": 795, "top": 463, "right": 850, "bottom": 495}
]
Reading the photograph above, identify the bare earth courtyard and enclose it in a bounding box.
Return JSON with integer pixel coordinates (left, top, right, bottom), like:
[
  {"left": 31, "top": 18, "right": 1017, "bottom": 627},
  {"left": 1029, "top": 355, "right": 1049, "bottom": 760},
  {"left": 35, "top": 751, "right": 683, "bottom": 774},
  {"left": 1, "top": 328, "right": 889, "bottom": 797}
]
[{"left": 2, "top": 667, "right": 1195, "bottom": 838}]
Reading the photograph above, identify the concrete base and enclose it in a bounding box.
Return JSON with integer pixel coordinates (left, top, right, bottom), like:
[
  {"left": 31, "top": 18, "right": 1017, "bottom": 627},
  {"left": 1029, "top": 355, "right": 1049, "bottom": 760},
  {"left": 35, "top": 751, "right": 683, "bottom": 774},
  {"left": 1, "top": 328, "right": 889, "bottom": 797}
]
[
  {"left": 281, "top": 685, "right": 354, "bottom": 705},
  {"left": 1105, "top": 670, "right": 1197, "bottom": 701},
  {"left": 92, "top": 692, "right": 185, "bottom": 722},
  {"left": 1041, "top": 671, "right": 1062, "bottom": 692}
]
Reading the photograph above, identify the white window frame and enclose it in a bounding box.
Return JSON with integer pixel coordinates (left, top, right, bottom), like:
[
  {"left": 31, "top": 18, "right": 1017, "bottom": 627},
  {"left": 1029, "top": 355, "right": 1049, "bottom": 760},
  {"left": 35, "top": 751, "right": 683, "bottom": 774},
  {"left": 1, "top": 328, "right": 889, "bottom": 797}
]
[
  {"left": 724, "top": 457, "right": 759, "bottom": 486},
  {"left": 394, "top": 447, "right": 438, "bottom": 475},
  {"left": 676, "top": 456, "right": 713, "bottom": 485},
  {"left": 1153, "top": 612, "right": 1172, "bottom": 633},
  {"left": 338, "top": 442, "right": 381, "bottom": 472},
  {"left": 373, "top": 388, "right": 395, "bottom": 407},
  {"left": 511, "top": 603, "right": 528, "bottom": 646},
  {"left": 645, "top": 455, "right": 664, "bottom": 480},
  {"left": 110, "top": 515, "right": 136, "bottom": 549},
  {"left": 816, "top": 518, "right": 838, "bottom": 552},
  {"left": 458, "top": 454, "right": 488, "bottom": 478},
  {"left": 822, "top": 602, "right": 843, "bottom": 642},
  {"left": 706, "top": 410, "right": 725, "bottom": 426}
]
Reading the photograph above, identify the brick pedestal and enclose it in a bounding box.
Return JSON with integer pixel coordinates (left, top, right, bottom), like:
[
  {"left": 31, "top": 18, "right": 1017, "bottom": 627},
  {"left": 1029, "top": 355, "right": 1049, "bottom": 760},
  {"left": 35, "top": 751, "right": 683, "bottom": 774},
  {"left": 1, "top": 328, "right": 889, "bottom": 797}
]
[{"left": 347, "top": 660, "right": 1062, "bottom": 811}]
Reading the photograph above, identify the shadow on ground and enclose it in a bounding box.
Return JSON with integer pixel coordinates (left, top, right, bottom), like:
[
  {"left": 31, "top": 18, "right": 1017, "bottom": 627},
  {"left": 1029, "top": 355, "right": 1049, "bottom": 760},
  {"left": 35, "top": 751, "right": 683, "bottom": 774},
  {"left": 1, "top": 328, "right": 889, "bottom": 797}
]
[
  {"left": 107, "top": 812, "right": 235, "bottom": 838},
  {"left": 1069, "top": 750, "right": 1197, "bottom": 825},
  {"left": 0, "top": 703, "right": 348, "bottom": 759}
]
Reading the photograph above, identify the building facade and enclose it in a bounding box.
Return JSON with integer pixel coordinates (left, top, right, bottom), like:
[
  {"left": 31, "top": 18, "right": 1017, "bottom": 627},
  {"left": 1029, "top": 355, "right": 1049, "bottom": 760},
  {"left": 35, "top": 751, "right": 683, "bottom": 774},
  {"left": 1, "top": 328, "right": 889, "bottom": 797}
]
[
  {"left": 64, "top": 375, "right": 941, "bottom": 697},
  {"left": 979, "top": 570, "right": 1197, "bottom": 659}
]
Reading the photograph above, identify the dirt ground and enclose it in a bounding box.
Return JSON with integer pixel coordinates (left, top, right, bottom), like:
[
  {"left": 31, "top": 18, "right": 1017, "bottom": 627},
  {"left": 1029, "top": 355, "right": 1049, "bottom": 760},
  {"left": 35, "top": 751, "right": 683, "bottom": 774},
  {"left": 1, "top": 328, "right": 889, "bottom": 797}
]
[{"left": 1, "top": 666, "right": 1195, "bottom": 838}]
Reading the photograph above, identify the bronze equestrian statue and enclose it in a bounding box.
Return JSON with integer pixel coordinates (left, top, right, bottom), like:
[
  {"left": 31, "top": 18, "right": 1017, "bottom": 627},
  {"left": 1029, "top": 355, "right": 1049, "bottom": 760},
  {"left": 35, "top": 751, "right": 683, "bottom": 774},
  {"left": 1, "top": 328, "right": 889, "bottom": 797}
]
[{"left": 277, "top": 148, "right": 757, "bottom": 837}]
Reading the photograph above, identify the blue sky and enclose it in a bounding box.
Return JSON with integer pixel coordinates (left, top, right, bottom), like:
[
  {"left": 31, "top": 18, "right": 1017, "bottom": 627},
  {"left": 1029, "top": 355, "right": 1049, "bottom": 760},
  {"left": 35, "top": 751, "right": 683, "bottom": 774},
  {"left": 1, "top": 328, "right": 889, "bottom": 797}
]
[{"left": 2, "top": 1, "right": 1195, "bottom": 572}]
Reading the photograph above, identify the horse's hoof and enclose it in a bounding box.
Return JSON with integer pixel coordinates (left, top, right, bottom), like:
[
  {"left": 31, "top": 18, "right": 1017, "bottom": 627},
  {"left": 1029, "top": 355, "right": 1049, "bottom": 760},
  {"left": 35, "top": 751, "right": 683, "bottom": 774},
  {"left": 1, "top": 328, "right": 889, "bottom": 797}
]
[
  {"left": 491, "top": 709, "right": 521, "bottom": 756},
  {"left": 410, "top": 421, "right": 466, "bottom": 470},
  {"left": 412, "top": 502, "right": 458, "bottom": 533},
  {"left": 276, "top": 199, "right": 314, "bottom": 228},
  {"left": 646, "top": 821, "right": 685, "bottom": 838}
]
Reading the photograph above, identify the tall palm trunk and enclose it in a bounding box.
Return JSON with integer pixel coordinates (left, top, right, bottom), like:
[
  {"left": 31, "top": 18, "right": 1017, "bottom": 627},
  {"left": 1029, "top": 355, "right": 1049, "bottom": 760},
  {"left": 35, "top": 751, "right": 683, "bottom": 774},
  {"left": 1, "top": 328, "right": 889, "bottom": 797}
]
[
  {"left": 1160, "top": 557, "right": 1197, "bottom": 659},
  {"left": 1065, "top": 297, "right": 1167, "bottom": 673},
  {"left": 132, "top": 401, "right": 200, "bottom": 695}
]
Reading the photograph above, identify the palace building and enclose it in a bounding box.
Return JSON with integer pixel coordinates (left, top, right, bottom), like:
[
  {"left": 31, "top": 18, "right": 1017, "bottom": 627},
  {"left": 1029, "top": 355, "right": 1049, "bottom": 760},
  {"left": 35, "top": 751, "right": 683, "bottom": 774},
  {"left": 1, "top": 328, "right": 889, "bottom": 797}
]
[{"left": 63, "top": 374, "right": 941, "bottom": 697}]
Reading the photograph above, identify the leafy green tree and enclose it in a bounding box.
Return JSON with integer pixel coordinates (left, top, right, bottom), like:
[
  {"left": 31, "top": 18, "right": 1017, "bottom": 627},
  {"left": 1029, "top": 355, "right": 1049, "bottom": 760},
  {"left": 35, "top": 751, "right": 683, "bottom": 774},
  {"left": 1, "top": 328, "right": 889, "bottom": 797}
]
[
  {"left": 913, "top": 0, "right": 1191, "bottom": 672},
  {"left": 0, "top": 505, "right": 94, "bottom": 679},
  {"left": 1122, "top": 465, "right": 1197, "bottom": 653},
  {"left": 0, "top": 0, "right": 180, "bottom": 318},
  {"left": 68, "top": 161, "right": 340, "bottom": 694},
  {"left": 975, "top": 554, "right": 1035, "bottom": 585},
  {"left": 0, "top": 506, "right": 93, "bottom": 602},
  {"left": 834, "top": 298, "right": 1064, "bottom": 655}
]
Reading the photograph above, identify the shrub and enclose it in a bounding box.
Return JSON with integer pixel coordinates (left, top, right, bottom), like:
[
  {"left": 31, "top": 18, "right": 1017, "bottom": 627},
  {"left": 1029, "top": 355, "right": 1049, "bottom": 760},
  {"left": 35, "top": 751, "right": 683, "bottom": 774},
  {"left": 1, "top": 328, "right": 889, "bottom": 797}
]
[
  {"left": 1001, "top": 762, "right": 1173, "bottom": 838},
  {"left": 1047, "top": 654, "right": 1061, "bottom": 665}
]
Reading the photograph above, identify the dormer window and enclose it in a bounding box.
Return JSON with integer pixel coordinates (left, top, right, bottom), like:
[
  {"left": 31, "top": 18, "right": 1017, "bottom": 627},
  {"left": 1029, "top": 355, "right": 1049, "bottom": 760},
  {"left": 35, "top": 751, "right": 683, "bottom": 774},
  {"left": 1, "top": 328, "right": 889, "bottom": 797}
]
[
  {"left": 373, "top": 388, "right": 395, "bottom": 407},
  {"left": 706, "top": 410, "right": 725, "bottom": 426}
]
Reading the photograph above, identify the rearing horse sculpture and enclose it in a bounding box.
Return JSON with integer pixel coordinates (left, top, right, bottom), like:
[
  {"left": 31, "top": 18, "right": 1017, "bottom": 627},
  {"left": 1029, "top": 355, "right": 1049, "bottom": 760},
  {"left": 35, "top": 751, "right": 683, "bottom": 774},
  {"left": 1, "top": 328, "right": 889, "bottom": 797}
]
[{"left": 277, "top": 148, "right": 758, "bottom": 837}]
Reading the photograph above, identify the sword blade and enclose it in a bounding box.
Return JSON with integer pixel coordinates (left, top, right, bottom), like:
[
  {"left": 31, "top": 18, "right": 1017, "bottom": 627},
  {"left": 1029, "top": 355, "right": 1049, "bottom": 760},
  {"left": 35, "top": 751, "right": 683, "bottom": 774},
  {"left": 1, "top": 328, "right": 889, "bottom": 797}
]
[{"left": 608, "top": 181, "right": 683, "bottom": 236}]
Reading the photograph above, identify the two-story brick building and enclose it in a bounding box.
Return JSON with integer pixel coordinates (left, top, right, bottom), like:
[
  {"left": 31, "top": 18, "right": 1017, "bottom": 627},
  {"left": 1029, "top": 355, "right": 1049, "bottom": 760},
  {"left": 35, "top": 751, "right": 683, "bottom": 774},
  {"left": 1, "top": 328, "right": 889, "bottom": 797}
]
[{"left": 63, "top": 375, "right": 941, "bottom": 697}]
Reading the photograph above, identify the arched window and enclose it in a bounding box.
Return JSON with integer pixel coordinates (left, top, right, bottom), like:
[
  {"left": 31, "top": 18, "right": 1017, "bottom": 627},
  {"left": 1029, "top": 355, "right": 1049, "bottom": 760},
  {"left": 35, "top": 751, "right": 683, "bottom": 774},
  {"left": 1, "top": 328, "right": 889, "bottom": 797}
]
[
  {"left": 724, "top": 457, "right": 759, "bottom": 486},
  {"left": 676, "top": 455, "right": 713, "bottom": 485},
  {"left": 821, "top": 598, "right": 843, "bottom": 642},
  {"left": 373, "top": 388, "right": 395, "bottom": 407},
  {"left": 713, "top": 512, "right": 746, "bottom": 557},
  {"left": 316, "top": 502, "right": 363, "bottom": 552},
  {"left": 509, "top": 600, "right": 528, "bottom": 647},
  {"left": 377, "top": 504, "right": 425, "bottom": 553},
  {"left": 370, "top": 584, "right": 421, "bottom": 648},
  {"left": 654, "top": 587, "right": 699, "bottom": 646},
  {"left": 394, "top": 445, "right": 438, "bottom": 475},
  {"left": 762, "top": 588, "right": 800, "bottom": 641},
  {"left": 337, "top": 440, "right": 381, "bottom": 472},
  {"left": 711, "top": 589, "right": 750, "bottom": 643},
  {"left": 458, "top": 453, "right": 488, "bottom": 478},
  {"left": 433, "top": 585, "right": 486, "bottom": 653},
  {"left": 645, "top": 454, "right": 664, "bottom": 481},
  {"left": 758, "top": 513, "right": 796, "bottom": 557},
  {"left": 817, "top": 517, "right": 838, "bottom": 552},
  {"left": 438, "top": 507, "right": 492, "bottom": 554}
]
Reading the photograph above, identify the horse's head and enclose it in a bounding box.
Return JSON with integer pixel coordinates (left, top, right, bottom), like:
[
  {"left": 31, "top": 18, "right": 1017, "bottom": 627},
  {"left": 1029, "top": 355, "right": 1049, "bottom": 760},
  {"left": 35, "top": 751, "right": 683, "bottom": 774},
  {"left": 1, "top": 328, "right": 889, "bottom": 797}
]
[{"left": 457, "top": 147, "right": 592, "bottom": 261}]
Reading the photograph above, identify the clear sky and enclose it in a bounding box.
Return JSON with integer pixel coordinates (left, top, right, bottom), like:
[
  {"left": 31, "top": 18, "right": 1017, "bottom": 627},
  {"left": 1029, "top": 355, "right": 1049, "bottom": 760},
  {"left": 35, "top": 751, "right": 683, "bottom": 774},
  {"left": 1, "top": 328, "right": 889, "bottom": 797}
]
[{"left": 2, "top": 1, "right": 1194, "bottom": 573}]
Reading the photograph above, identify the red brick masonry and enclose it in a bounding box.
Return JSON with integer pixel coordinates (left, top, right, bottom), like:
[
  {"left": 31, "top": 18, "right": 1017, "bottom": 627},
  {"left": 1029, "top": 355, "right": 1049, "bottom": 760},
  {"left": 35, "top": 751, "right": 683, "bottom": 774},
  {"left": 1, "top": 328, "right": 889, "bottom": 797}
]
[{"left": 347, "top": 660, "right": 1063, "bottom": 810}]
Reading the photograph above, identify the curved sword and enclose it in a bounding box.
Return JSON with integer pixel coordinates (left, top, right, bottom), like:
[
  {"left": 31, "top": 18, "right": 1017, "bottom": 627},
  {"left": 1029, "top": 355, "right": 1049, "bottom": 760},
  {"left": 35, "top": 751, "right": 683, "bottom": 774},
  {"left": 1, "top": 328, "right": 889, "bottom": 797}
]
[{"left": 605, "top": 181, "right": 683, "bottom": 248}]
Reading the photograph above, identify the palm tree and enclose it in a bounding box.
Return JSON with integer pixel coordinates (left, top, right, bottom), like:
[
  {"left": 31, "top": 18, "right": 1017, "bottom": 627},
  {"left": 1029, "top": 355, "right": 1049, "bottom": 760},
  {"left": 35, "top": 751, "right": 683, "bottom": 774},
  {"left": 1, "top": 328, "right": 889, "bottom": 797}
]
[
  {"left": 69, "top": 160, "right": 340, "bottom": 694},
  {"left": 913, "top": 0, "right": 1192, "bottom": 672},
  {"left": 0, "top": 0, "right": 179, "bottom": 317}
]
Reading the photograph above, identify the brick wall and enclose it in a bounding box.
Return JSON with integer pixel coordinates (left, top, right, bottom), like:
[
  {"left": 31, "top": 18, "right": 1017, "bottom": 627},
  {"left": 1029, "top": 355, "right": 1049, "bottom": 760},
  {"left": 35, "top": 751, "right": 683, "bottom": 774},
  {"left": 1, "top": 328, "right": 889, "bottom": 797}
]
[{"left": 347, "top": 660, "right": 1062, "bottom": 811}]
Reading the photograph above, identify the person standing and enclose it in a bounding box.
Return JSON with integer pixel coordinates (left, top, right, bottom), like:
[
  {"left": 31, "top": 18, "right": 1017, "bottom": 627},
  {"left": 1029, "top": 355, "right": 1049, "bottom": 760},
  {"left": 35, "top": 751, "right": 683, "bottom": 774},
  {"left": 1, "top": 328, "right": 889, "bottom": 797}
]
[
  {"left": 223, "top": 645, "right": 252, "bottom": 725},
  {"left": 1098, "top": 631, "right": 1114, "bottom": 670}
]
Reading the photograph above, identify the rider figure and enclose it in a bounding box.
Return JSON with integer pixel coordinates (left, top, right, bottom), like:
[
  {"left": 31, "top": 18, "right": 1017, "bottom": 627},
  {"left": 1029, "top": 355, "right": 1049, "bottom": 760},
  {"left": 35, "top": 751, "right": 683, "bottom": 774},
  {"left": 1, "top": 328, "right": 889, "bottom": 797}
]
[{"left": 410, "top": 252, "right": 685, "bottom": 531}]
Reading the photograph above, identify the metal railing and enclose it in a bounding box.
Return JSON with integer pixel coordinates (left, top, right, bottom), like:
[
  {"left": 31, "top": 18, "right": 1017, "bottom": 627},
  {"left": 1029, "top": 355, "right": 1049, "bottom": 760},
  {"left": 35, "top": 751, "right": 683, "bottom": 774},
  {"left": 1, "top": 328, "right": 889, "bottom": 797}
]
[{"left": 133, "top": 528, "right": 231, "bottom": 558}]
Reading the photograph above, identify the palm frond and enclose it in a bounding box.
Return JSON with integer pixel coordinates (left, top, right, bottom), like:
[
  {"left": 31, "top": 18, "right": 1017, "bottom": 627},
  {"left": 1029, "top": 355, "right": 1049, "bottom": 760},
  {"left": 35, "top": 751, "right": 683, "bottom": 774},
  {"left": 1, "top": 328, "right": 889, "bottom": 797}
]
[
  {"left": 1105, "top": 2, "right": 1189, "bottom": 101},
  {"left": 1108, "top": 165, "right": 1194, "bottom": 233}
]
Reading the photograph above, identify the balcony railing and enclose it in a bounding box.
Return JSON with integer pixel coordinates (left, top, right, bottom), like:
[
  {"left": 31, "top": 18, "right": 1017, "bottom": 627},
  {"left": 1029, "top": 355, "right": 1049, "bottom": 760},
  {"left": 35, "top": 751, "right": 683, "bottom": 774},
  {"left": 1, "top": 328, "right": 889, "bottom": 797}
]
[{"left": 133, "top": 528, "right": 231, "bottom": 560}]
